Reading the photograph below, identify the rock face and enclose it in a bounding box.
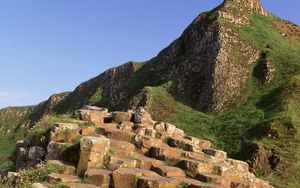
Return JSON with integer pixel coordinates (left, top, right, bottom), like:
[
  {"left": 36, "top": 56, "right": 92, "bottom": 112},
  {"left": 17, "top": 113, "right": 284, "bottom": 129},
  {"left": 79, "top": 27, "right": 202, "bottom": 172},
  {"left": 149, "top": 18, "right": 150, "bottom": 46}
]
[{"left": 10, "top": 106, "right": 273, "bottom": 188}]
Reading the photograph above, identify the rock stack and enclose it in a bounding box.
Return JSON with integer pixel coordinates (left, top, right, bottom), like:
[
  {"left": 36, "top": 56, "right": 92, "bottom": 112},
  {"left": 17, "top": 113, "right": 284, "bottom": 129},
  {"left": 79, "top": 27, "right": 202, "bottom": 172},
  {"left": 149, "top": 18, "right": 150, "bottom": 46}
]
[{"left": 15, "top": 106, "right": 273, "bottom": 188}]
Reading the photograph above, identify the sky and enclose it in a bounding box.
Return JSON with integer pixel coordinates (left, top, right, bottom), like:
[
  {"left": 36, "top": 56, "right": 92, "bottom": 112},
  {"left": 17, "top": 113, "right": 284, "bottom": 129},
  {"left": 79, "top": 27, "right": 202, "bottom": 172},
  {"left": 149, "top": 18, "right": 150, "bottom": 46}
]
[{"left": 0, "top": 0, "right": 299, "bottom": 109}]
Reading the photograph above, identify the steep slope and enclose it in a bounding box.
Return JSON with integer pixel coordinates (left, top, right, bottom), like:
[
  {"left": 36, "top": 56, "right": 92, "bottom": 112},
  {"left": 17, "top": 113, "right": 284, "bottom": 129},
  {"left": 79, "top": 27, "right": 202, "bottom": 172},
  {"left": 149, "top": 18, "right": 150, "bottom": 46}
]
[{"left": 0, "top": 0, "right": 299, "bottom": 187}]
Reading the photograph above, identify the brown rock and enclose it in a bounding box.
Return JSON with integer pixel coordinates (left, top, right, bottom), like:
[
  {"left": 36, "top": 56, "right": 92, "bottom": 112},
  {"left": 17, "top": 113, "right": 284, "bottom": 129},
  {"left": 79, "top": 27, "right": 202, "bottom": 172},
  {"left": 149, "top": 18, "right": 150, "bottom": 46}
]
[
  {"left": 149, "top": 146, "right": 183, "bottom": 160},
  {"left": 178, "top": 159, "right": 214, "bottom": 177},
  {"left": 134, "top": 135, "right": 163, "bottom": 149},
  {"left": 203, "top": 149, "right": 227, "bottom": 159},
  {"left": 109, "top": 157, "right": 137, "bottom": 171},
  {"left": 151, "top": 165, "right": 186, "bottom": 178},
  {"left": 77, "top": 136, "right": 110, "bottom": 176},
  {"left": 185, "top": 136, "right": 212, "bottom": 149},
  {"left": 84, "top": 169, "right": 112, "bottom": 188},
  {"left": 64, "top": 183, "right": 101, "bottom": 188},
  {"left": 196, "top": 173, "right": 231, "bottom": 188},
  {"left": 137, "top": 176, "right": 180, "bottom": 188},
  {"left": 110, "top": 139, "right": 135, "bottom": 158},
  {"left": 112, "top": 111, "right": 132, "bottom": 123},
  {"left": 81, "top": 126, "right": 96, "bottom": 136},
  {"left": 226, "top": 159, "right": 249, "bottom": 172},
  {"left": 112, "top": 168, "right": 159, "bottom": 188},
  {"left": 133, "top": 153, "right": 165, "bottom": 170},
  {"left": 106, "top": 129, "right": 136, "bottom": 143},
  {"left": 177, "top": 178, "right": 225, "bottom": 188},
  {"left": 134, "top": 107, "right": 156, "bottom": 127}
]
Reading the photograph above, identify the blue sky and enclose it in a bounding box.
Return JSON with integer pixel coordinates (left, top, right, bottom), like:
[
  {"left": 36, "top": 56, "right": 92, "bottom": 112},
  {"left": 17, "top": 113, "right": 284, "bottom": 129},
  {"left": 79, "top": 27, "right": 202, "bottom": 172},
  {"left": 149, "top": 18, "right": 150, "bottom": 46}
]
[{"left": 0, "top": 0, "right": 299, "bottom": 109}]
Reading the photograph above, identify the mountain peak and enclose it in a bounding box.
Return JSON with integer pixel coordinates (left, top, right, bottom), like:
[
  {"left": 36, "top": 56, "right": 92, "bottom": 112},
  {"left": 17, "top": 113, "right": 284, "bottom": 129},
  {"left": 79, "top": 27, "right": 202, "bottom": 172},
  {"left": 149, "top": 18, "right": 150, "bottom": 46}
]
[{"left": 223, "top": 0, "right": 269, "bottom": 16}]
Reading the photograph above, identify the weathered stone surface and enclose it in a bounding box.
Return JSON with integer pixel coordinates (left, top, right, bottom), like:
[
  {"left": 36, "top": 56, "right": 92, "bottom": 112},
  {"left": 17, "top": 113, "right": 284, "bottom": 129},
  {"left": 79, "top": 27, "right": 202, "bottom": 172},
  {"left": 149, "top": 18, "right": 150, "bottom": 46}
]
[
  {"left": 137, "top": 176, "right": 180, "bottom": 188},
  {"left": 149, "top": 146, "right": 182, "bottom": 160},
  {"left": 134, "top": 107, "right": 156, "bottom": 127},
  {"left": 178, "top": 159, "right": 215, "bottom": 177},
  {"left": 84, "top": 169, "right": 112, "bottom": 188},
  {"left": 48, "top": 173, "right": 81, "bottom": 184},
  {"left": 112, "top": 168, "right": 159, "bottom": 188},
  {"left": 31, "top": 183, "right": 52, "bottom": 188},
  {"left": 110, "top": 139, "right": 135, "bottom": 158},
  {"left": 133, "top": 153, "right": 165, "bottom": 170},
  {"left": 81, "top": 126, "right": 96, "bottom": 136},
  {"left": 134, "top": 135, "right": 163, "bottom": 149},
  {"left": 64, "top": 183, "right": 101, "bottom": 188},
  {"left": 226, "top": 159, "right": 249, "bottom": 172},
  {"left": 112, "top": 111, "right": 132, "bottom": 123},
  {"left": 77, "top": 136, "right": 110, "bottom": 176},
  {"left": 151, "top": 165, "right": 186, "bottom": 178},
  {"left": 177, "top": 178, "right": 225, "bottom": 188},
  {"left": 203, "top": 149, "right": 227, "bottom": 159},
  {"left": 50, "top": 123, "right": 80, "bottom": 143},
  {"left": 196, "top": 173, "right": 230, "bottom": 188},
  {"left": 106, "top": 129, "right": 136, "bottom": 143},
  {"left": 47, "top": 160, "right": 76, "bottom": 175},
  {"left": 119, "top": 121, "right": 134, "bottom": 131},
  {"left": 185, "top": 136, "right": 212, "bottom": 149},
  {"left": 47, "top": 141, "right": 71, "bottom": 160},
  {"left": 109, "top": 157, "right": 137, "bottom": 171}
]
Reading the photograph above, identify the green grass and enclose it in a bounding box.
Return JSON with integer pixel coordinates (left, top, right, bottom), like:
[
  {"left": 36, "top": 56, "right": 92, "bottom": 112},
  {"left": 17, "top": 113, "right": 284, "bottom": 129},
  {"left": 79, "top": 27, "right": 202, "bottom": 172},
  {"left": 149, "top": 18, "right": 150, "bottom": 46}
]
[{"left": 144, "top": 14, "right": 300, "bottom": 187}]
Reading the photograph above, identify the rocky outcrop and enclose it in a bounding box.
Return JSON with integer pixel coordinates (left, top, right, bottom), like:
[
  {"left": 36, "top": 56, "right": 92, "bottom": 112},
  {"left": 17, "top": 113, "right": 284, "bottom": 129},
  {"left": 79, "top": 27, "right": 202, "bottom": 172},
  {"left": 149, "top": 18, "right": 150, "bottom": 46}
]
[{"left": 10, "top": 106, "right": 273, "bottom": 187}]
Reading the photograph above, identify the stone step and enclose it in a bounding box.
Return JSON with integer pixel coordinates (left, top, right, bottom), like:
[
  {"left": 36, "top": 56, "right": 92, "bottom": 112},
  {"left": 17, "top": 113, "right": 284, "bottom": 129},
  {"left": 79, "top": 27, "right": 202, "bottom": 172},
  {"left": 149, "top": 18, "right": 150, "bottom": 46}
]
[
  {"left": 47, "top": 160, "right": 76, "bottom": 175},
  {"left": 149, "top": 146, "right": 183, "bottom": 160},
  {"left": 109, "top": 157, "right": 137, "bottom": 171},
  {"left": 48, "top": 173, "right": 81, "bottom": 184},
  {"left": 176, "top": 158, "right": 217, "bottom": 177},
  {"left": 176, "top": 178, "right": 225, "bottom": 188},
  {"left": 184, "top": 136, "right": 212, "bottom": 149},
  {"left": 133, "top": 153, "right": 165, "bottom": 170},
  {"left": 112, "top": 111, "right": 133, "bottom": 123},
  {"left": 202, "top": 149, "right": 227, "bottom": 159},
  {"left": 168, "top": 137, "right": 198, "bottom": 152},
  {"left": 137, "top": 176, "right": 180, "bottom": 188},
  {"left": 151, "top": 165, "right": 186, "bottom": 178},
  {"left": 63, "top": 183, "right": 101, "bottom": 188},
  {"left": 112, "top": 168, "right": 160, "bottom": 188},
  {"left": 106, "top": 128, "right": 136, "bottom": 143},
  {"left": 84, "top": 169, "right": 112, "bottom": 188},
  {"left": 109, "top": 139, "right": 136, "bottom": 158},
  {"left": 134, "top": 135, "right": 163, "bottom": 150},
  {"left": 195, "top": 173, "right": 231, "bottom": 188}
]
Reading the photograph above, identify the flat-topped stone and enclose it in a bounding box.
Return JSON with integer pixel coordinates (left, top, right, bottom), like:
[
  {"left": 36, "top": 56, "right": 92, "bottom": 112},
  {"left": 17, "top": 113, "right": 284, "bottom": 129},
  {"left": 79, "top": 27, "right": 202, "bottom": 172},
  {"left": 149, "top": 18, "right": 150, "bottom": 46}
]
[
  {"left": 149, "top": 146, "right": 183, "bottom": 160},
  {"left": 134, "top": 135, "right": 163, "bottom": 150},
  {"left": 177, "top": 158, "right": 215, "bottom": 177},
  {"left": 109, "top": 157, "right": 137, "bottom": 171},
  {"left": 203, "top": 149, "right": 227, "bottom": 159},
  {"left": 133, "top": 153, "right": 165, "bottom": 170},
  {"left": 84, "top": 169, "right": 112, "bottom": 188},
  {"left": 110, "top": 139, "right": 135, "bottom": 158},
  {"left": 151, "top": 165, "right": 186, "bottom": 178},
  {"left": 137, "top": 176, "right": 180, "bottom": 188},
  {"left": 64, "top": 183, "right": 101, "bottom": 188},
  {"left": 176, "top": 178, "right": 225, "bottom": 188},
  {"left": 113, "top": 168, "right": 159, "bottom": 188},
  {"left": 196, "top": 173, "right": 231, "bottom": 188},
  {"left": 106, "top": 128, "right": 136, "bottom": 143}
]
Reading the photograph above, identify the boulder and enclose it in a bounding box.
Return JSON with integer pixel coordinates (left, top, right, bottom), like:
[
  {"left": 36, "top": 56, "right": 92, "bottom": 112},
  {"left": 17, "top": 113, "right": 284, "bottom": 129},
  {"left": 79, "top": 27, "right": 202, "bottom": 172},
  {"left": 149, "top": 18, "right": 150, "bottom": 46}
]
[
  {"left": 133, "top": 153, "right": 165, "bottom": 170},
  {"left": 134, "top": 135, "right": 163, "bottom": 150},
  {"left": 84, "top": 169, "right": 112, "bottom": 188},
  {"left": 16, "top": 147, "right": 28, "bottom": 170},
  {"left": 177, "top": 158, "right": 215, "bottom": 177}
]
